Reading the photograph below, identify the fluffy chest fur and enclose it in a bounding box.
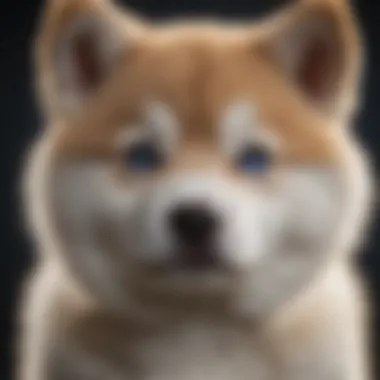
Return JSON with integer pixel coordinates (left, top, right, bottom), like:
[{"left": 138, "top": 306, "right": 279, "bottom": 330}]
[
  {"left": 42, "top": 262, "right": 363, "bottom": 380},
  {"left": 133, "top": 320, "right": 270, "bottom": 380}
]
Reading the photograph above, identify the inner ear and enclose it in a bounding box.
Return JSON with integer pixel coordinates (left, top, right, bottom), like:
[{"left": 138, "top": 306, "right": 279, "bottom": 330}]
[
  {"left": 56, "top": 16, "right": 124, "bottom": 108},
  {"left": 297, "top": 34, "right": 341, "bottom": 104},
  {"left": 72, "top": 30, "right": 105, "bottom": 92},
  {"left": 257, "top": 0, "right": 362, "bottom": 121}
]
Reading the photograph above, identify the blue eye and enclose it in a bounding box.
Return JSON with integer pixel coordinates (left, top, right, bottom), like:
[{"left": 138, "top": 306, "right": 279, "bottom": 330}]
[
  {"left": 236, "top": 146, "right": 271, "bottom": 173},
  {"left": 124, "top": 142, "right": 163, "bottom": 171}
]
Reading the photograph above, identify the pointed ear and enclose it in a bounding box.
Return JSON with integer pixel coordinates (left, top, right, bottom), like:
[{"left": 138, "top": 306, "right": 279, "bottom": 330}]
[
  {"left": 257, "top": 0, "right": 363, "bottom": 122},
  {"left": 34, "top": 0, "right": 144, "bottom": 120}
]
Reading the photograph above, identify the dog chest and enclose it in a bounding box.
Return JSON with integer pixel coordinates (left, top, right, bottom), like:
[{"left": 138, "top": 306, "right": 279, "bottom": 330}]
[{"left": 133, "top": 319, "right": 272, "bottom": 380}]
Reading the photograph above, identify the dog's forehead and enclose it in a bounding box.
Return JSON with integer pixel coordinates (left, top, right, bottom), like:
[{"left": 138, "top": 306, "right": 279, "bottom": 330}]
[
  {"left": 128, "top": 34, "right": 260, "bottom": 136},
  {"left": 54, "top": 29, "right": 342, "bottom": 165}
]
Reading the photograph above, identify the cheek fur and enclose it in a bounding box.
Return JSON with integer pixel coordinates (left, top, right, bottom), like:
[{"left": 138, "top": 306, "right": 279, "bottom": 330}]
[
  {"left": 50, "top": 162, "right": 145, "bottom": 308},
  {"left": 278, "top": 168, "right": 346, "bottom": 251},
  {"left": 52, "top": 162, "right": 138, "bottom": 247}
]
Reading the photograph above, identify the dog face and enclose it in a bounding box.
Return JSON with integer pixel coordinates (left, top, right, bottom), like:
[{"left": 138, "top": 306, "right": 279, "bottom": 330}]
[{"left": 27, "top": 0, "right": 371, "bottom": 314}]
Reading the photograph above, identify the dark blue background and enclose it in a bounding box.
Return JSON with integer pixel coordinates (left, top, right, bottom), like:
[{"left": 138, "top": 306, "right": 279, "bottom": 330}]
[{"left": 1, "top": 0, "right": 379, "bottom": 378}]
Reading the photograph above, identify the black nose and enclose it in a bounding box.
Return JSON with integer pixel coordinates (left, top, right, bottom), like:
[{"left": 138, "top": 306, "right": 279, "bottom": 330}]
[{"left": 169, "top": 204, "right": 219, "bottom": 246}]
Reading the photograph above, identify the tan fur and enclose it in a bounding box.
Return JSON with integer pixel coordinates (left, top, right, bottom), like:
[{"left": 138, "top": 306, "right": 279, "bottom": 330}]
[{"left": 17, "top": 0, "right": 374, "bottom": 380}]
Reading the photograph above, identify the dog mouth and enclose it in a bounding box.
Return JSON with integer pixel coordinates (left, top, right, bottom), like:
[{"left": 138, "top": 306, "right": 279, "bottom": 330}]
[
  {"left": 129, "top": 245, "right": 236, "bottom": 298},
  {"left": 177, "top": 246, "right": 222, "bottom": 270},
  {"left": 143, "top": 246, "right": 227, "bottom": 276}
]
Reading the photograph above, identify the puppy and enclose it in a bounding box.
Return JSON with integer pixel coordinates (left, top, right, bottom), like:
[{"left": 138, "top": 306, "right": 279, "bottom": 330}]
[{"left": 16, "top": 0, "right": 374, "bottom": 379}]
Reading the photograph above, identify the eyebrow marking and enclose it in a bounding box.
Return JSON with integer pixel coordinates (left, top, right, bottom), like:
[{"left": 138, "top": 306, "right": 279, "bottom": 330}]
[
  {"left": 220, "top": 100, "right": 257, "bottom": 155},
  {"left": 115, "top": 101, "right": 179, "bottom": 151},
  {"left": 222, "top": 100, "right": 256, "bottom": 135},
  {"left": 220, "top": 100, "right": 282, "bottom": 155},
  {"left": 144, "top": 101, "right": 178, "bottom": 148}
]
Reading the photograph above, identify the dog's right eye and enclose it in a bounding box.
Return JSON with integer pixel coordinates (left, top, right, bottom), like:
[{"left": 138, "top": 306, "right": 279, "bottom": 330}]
[
  {"left": 124, "top": 142, "right": 163, "bottom": 172},
  {"left": 236, "top": 145, "right": 271, "bottom": 174}
]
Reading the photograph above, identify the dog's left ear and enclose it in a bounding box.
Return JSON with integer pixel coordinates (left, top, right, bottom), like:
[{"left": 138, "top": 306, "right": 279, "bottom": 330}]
[{"left": 257, "top": 0, "right": 363, "bottom": 123}]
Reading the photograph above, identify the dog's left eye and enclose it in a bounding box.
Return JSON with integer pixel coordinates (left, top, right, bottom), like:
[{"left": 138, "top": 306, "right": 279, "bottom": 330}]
[
  {"left": 124, "top": 142, "right": 163, "bottom": 171},
  {"left": 236, "top": 145, "right": 271, "bottom": 173}
]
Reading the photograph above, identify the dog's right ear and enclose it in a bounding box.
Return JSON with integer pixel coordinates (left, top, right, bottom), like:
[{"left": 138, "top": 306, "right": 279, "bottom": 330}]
[{"left": 34, "top": 0, "right": 145, "bottom": 121}]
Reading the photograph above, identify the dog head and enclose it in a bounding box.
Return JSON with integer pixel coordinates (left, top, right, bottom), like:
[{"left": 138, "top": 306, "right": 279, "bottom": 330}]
[{"left": 25, "top": 0, "right": 372, "bottom": 316}]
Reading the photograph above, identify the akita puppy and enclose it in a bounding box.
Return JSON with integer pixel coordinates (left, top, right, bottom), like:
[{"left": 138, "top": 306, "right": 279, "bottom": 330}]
[{"left": 17, "top": 0, "right": 374, "bottom": 379}]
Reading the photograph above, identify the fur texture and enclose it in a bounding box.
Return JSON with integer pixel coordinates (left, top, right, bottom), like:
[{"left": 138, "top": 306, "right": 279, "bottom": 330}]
[{"left": 17, "top": 0, "right": 374, "bottom": 379}]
